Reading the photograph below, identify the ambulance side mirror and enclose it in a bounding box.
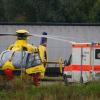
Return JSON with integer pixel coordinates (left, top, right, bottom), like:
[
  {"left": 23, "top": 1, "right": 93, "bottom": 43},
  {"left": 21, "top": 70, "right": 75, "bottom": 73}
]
[{"left": 64, "top": 59, "right": 68, "bottom": 66}]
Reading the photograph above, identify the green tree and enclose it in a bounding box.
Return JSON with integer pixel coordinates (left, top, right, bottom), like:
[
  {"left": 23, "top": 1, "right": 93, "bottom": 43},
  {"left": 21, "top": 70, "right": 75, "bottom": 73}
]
[
  {"left": 88, "top": 0, "right": 100, "bottom": 22},
  {"left": 0, "top": 0, "right": 100, "bottom": 23}
]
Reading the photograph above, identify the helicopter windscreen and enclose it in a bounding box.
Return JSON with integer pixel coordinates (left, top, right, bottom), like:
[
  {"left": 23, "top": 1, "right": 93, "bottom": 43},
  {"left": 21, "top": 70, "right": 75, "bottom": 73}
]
[
  {"left": 0, "top": 50, "right": 13, "bottom": 66},
  {"left": 0, "top": 50, "right": 42, "bottom": 68}
]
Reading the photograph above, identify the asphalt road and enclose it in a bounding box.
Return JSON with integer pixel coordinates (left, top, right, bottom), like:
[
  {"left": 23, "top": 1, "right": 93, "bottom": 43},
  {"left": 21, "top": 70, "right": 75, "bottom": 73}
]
[{"left": 40, "top": 77, "right": 64, "bottom": 86}]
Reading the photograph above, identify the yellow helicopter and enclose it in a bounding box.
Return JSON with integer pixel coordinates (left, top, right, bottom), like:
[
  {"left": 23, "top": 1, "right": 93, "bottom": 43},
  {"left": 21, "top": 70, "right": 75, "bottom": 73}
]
[
  {"left": 0, "top": 29, "right": 72, "bottom": 86},
  {"left": 0, "top": 29, "right": 48, "bottom": 86}
]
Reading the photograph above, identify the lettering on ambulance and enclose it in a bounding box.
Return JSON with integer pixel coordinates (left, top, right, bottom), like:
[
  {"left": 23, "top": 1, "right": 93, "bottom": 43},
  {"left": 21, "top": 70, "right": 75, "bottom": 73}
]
[{"left": 82, "top": 48, "right": 90, "bottom": 65}]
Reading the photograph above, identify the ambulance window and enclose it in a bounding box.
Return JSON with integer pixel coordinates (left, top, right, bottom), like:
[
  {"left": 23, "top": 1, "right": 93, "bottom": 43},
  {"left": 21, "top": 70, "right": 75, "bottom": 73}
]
[{"left": 95, "top": 49, "right": 100, "bottom": 59}]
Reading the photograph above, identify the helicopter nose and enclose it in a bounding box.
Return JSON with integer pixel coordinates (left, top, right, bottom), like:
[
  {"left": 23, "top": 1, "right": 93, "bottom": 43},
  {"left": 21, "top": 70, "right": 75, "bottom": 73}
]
[{"left": 4, "top": 68, "right": 13, "bottom": 80}]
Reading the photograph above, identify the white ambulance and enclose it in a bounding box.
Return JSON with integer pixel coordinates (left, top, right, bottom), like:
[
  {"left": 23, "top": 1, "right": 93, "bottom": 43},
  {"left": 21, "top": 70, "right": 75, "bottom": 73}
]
[{"left": 63, "top": 43, "right": 100, "bottom": 83}]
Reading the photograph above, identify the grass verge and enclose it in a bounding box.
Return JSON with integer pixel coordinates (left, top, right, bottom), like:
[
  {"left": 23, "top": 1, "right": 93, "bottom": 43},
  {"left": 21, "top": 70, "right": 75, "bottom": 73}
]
[{"left": 0, "top": 79, "right": 100, "bottom": 100}]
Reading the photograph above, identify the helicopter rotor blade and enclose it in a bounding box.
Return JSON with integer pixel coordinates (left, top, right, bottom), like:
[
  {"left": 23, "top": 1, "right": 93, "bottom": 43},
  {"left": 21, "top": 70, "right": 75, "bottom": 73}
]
[
  {"left": 0, "top": 33, "right": 76, "bottom": 44},
  {"left": 0, "top": 34, "right": 16, "bottom": 36},
  {"left": 44, "top": 34, "right": 77, "bottom": 40},
  {"left": 31, "top": 34, "right": 76, "bottom": 44},
  {"left": 0, "top": 33, "right": 32, "bottom": 37}
]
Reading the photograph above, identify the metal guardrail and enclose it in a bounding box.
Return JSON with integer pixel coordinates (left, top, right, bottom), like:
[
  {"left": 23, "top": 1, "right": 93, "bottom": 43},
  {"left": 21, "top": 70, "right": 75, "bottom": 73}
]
[{"left": 0, "top": 22, "right": 100, "bottom": 26}]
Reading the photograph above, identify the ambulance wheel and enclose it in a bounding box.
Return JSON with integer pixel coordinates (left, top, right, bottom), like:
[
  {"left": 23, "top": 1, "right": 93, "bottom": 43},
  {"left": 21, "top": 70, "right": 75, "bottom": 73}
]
[{"left": 63, "top": 74, "right": 68, "bottom": 85}]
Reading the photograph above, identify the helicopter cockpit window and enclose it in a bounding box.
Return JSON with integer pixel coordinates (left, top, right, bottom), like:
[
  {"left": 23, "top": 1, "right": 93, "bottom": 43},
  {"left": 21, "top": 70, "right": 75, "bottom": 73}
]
[
  {"left": 0, "top": 50, "right": 13, "bottom": 67},
  {"left": 26, "top": 53, "right": 42, "bottom": 68},
  {"left": 12, "top": 51, "right": 42, "bottom": 68},
  {"left": 0, "top": 50, "right": 42, "bottom": 68}
]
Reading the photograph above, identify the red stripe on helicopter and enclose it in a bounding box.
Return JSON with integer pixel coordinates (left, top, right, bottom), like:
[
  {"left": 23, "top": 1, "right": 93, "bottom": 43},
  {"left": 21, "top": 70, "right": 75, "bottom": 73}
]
[{"left": 64, "top": 65, "right": 100, "bottom": 71}]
